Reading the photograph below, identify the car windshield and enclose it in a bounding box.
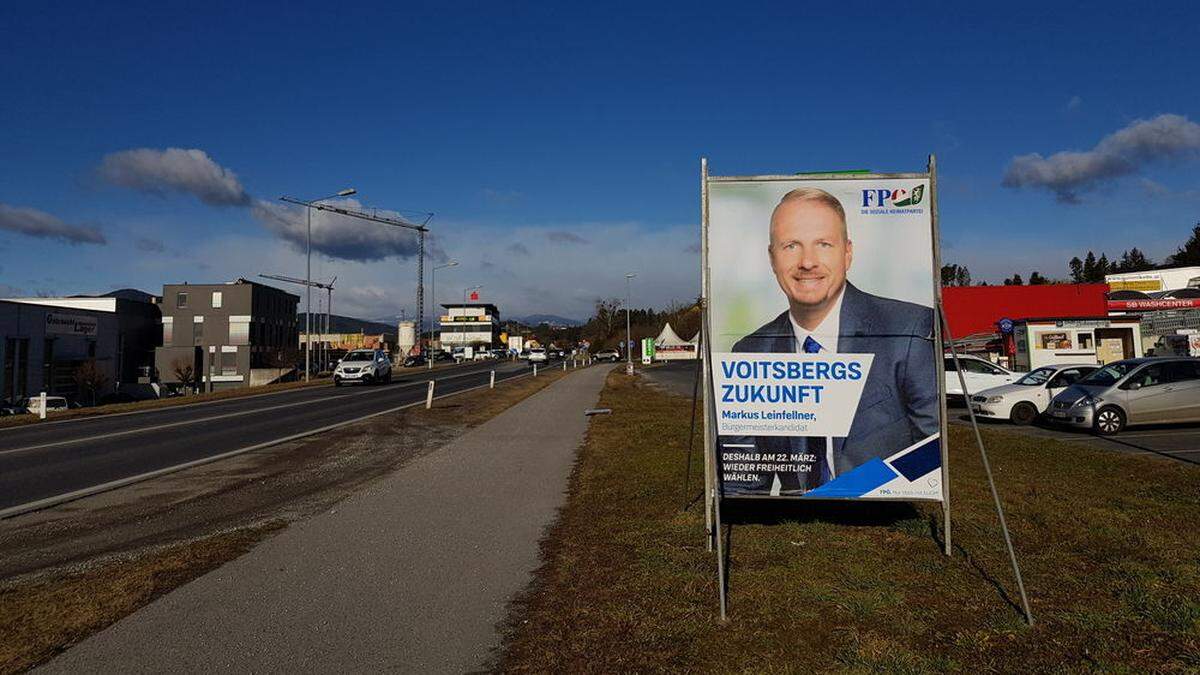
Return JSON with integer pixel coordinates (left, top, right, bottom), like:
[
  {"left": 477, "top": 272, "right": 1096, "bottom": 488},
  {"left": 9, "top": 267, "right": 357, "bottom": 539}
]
[
  {"left": 1079, "top": 362, "right": 1134, "bottom": 386},
  {"left": 1015, "top": 367, "right": 1056, "bottom": 386},
  {"left": 345, "top": 351, "right": 374, "bottom": 361}
]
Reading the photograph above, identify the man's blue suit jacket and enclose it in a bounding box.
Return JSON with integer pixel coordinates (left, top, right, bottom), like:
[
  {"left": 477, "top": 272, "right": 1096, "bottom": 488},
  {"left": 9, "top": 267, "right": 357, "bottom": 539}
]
[{"left": 719, "top": 282, "right": 939, "bottom": 496}]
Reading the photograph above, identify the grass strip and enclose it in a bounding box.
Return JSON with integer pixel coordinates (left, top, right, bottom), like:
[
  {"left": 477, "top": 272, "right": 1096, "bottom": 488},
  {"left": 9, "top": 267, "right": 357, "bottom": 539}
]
[
  {"left": 0, "top": 365, "right": 570, "bottom": 673},
  {"left": 500, "top": 371, "right": 1200, "bottom": 673},
  {"left": 0, "top": 525, "right": 281, "bottom": 674}
]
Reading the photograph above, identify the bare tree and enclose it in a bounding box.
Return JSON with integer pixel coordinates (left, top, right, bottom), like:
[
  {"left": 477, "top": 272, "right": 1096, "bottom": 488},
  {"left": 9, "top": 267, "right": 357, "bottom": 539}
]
[
  {"left": 73, "top": 359, "right": 109, "bottom": 406},
  {"left": 171, "top": 357, "right": 197, "bottom": 392}
]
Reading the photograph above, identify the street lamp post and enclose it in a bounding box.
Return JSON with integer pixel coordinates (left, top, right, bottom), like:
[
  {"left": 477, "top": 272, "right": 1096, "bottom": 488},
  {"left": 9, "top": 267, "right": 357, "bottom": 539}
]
[
  {"left": 293, "top": 188, "right": 356, "bottom": 382},
  {"left": 430, "top": 260, "right": 459, "bottom": 368},
  {"left": 625, "top": 272, "right": 637, "bottom": 375}
]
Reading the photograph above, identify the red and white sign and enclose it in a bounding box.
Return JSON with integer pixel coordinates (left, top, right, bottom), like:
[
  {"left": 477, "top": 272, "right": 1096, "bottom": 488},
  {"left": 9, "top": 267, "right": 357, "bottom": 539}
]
[
  {"left": 469, "top": 291, "right": 479, "bottom": 301},
  {"left": 1108, "top": 298, "right": 1200, "bottom": 311}
]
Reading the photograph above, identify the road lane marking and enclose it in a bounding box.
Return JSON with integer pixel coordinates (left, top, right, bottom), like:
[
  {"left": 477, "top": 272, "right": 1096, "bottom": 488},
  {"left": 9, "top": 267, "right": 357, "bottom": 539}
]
[
  {"left": 0, "top": 363, "right": 561, "bottom": 519},
  {"left": 0, "top": 361, "right": 503, "bottom": 434},
  {"left": 0, "top": 364, "right": 530, "bottom": 456}
]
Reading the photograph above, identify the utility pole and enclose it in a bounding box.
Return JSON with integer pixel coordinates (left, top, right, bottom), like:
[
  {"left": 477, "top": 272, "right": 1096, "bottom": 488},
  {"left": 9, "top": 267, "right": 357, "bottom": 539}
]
[
  {"left": 259, "top": 273, "right": 336, "bottom": 372},
  {"left": 281, "top": 188, "right": 355, "bottom": 381},
  {"left": 280, "top": 197, "right": 433, "bottom": 358},
  {"left": 625, "top": 272, "right": 637, "bottom": 375}
]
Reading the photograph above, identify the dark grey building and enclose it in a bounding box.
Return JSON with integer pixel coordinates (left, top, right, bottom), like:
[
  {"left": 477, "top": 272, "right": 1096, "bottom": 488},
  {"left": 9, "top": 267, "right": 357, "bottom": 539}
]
[
  {"left": 1, "top": 300, "right": 117, "bottom": 403},
  {"left": 155, "top": 279, "right": 299, "bottom": 391}
]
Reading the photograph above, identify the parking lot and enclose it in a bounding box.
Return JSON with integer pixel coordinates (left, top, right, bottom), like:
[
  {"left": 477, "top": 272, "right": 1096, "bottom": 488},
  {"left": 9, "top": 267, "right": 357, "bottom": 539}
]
[{"left": 948, "top": 405, "right": 1200, "bottom": 466}]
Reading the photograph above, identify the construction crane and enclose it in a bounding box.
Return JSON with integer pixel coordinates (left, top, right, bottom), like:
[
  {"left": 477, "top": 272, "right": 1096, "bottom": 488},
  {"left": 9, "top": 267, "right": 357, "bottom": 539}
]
[
  {"left": 279, "top": 196, "right": 433, "bottom": 356},
  {"left": 259, "top": 273, "right": 337, "bottom": 371}
]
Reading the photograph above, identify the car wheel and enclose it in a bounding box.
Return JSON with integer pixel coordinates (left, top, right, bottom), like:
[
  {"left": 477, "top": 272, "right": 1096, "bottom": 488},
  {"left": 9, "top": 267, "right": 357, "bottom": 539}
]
[
  {"left": 1093, "top": 406, "right": 1125, "bottom": 436},
  {"left": 333, "top": 377, "right": 342, "bottom": 387},
  {"left": 1009, "top": 402, "right": 1038, "bottom": 426},
  {"left": 384, "top": 371, "right": 392, "bottom": 384},
  {"left": 362, "top": 374, "right": 373, "bottom": 386}
]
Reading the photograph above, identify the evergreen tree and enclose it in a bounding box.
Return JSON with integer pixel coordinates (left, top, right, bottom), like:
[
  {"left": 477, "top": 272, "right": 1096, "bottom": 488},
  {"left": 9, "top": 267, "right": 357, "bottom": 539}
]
[
  {"left": 1168, "top": 224, "right": 1200, "bottom": 267},
  {"left": 1097, "top": 253, "right": 1111, "bottom": 280},
  {"left": 1029, "top": 271, "right": 1048, "bottom": 285},
  {"left": 1069, "top": 257, "right": 1084, "bottom": 283},
  {"left": 1124, "top": 247, "right": 1153, "bottom": 271},
  {"left": 1083, "top": 251, "right": 1097, "bottom": 282}
]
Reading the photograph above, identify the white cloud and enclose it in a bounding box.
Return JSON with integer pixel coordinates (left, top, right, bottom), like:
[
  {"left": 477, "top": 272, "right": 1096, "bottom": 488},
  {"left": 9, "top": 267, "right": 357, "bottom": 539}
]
[
  {"left": 0, "top": 203, "right": 106, "bottom": 244},
  {"left": 177, "top": 219, "right": 700, "bottom": 323},
  {"left": 1002, "top": 113, "right": 1200, "bottom": 203},
  {"left": 252, "top": 198, "right": 433, "bottom": 263},
  {"left": 98, "top": 147, "right": 251, "bottom": 206}
]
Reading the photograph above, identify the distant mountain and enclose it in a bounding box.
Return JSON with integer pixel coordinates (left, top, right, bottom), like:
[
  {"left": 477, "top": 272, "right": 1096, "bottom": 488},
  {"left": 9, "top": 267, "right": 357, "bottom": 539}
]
[
  {"left": 102, "top": 288, "right": 159, "bottom": 303},
  {"left": 298, "top": 313, "right": 397, "bottom": 335},
  {"left": 514, "top": 314, "right": 583, "bottom": 327}
]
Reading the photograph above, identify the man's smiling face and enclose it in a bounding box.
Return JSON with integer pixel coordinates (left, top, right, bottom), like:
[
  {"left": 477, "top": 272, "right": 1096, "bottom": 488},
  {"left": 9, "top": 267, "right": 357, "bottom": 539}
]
[{"left": 768, "top": 198, "right": 853, "bottom": 313}]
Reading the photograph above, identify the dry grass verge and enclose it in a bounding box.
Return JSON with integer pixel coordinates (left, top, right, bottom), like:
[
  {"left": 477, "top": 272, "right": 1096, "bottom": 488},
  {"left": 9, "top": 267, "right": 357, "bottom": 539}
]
[
  {"left": 0, "top": 365, "right": 571, "bottom": 674},
  {"left": 500, "top": 371, "right": 1200, "bottom": 673},
  {"left": 0, "top": 524, "right": 280, "bottom": 673}
]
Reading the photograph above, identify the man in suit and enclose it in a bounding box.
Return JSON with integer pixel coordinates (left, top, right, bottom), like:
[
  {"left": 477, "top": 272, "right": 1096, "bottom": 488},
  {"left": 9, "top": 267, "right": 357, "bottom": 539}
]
[{"left": 719, "top": 187, "right": 939, "bottom": 497}]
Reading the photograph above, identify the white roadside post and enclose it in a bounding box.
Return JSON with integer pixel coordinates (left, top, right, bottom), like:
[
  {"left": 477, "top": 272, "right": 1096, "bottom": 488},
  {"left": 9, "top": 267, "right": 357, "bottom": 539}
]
[
  {"left": 562, "top": 360, "right": 567, "bottom": 371},
  {"left": 426, "top": 380, "right": 435, "bottom": 409},
  {"left": 533, "top": 363, "right": 538, "bottom": 377},
  {"left": 38, "top": 391, "right": 47, "bottom": 420},
  {"left": 490, "top": 370, "right": 495, "bottom": 389}
]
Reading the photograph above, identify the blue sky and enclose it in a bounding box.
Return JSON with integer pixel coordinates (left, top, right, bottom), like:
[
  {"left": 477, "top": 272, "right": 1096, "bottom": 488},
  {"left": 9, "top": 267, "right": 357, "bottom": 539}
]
[{"left": 2, "top": 1, "right": 1198, "bottom": 320}]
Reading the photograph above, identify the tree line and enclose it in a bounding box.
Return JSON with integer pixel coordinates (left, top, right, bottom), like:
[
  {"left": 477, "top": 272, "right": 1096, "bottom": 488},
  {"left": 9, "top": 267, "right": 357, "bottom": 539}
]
[{"left": 943, "top": 222, "right": 1200, "bottom": 287}]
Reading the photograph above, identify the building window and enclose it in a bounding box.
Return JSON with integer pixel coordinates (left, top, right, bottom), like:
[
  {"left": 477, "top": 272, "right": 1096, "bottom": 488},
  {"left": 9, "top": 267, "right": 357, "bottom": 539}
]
[
  {"left": 212, "top": 291, "right": 223, "bottom": 309},
  {"left": 162, "top": 317, "right": 173, "bottom": 346},
  {"left": 177, "top": 292, "right": 188, "bottom": 309},
  {"left": 1079, "top": 333, "right": 1094, "bottom": 349},
  {"left": 193, "top": 316, "right": 204, "bottom": 344},
  {"left": 221, "top": 349, "right": 237, "bottom": 375},
  {"left": 230, "top": 316, "right": 250, "bottom": 346}
]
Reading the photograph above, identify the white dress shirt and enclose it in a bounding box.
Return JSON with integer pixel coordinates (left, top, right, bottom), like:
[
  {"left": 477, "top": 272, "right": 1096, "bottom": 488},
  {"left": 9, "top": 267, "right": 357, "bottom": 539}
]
[{"left": 788, "top": 287, "right": 846, "bottom": 482}]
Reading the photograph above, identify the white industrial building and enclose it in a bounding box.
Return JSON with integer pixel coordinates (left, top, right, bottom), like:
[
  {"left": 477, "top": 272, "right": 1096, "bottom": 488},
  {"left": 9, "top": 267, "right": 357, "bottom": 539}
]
[{"left": 438, "top": 303, "right": 500, "bottom": 349}]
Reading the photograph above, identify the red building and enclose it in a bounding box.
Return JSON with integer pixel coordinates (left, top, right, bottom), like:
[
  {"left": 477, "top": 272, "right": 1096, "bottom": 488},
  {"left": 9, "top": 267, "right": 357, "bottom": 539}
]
[
  {"left": 941, "top": 284, "right": 1112, "bottom": 366},
  {"left": 942, "top": 284, "right": 1110, "bottom": 339}
]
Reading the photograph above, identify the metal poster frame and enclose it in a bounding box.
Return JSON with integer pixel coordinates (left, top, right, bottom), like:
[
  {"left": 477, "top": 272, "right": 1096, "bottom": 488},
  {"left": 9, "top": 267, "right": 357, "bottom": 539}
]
[{"left": 699, "top": 156, "right": 1031, "bottom": 625}]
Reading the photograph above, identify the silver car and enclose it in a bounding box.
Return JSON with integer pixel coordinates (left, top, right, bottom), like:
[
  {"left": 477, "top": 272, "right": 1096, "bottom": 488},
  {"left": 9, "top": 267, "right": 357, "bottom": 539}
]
[{"left": 1047, "top": 357, "right": 1200, "bottom": 435}]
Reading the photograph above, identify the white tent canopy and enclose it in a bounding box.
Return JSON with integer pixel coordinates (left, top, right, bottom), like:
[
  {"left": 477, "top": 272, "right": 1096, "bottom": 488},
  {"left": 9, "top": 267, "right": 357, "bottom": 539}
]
[
  {"left": 655, "top": 322, "right": 689, "bottom": 347},
  {"left": 654, "top": 322, "right": 699, "bottom": 360}
]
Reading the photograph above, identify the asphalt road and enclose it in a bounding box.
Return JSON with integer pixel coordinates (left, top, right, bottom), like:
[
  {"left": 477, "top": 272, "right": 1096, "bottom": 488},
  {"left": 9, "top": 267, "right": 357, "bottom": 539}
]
[
  {"left": 949, "top": 407, "right": 1200, "bottom": 466},
  {"left": 0, "top": 358, "right": 568, "bottom": 514}
]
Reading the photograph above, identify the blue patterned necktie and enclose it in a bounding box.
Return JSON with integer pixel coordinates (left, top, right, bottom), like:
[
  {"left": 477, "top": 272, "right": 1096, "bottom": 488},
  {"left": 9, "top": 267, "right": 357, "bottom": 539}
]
[{"left": 801, "top": 335, "right": 831, "bottom": 485}]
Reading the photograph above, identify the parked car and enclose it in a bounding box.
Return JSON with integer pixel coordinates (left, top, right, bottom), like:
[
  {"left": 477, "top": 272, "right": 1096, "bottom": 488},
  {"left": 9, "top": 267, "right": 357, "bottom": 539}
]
[
  {"left": 333, "top": 349, "right": 393, "bottom": 386},
  {"left": 402, "top": 354, "right": 427, "bottom": 367},
  {"left": 1048, "top": 357, "right": 1200, "bottom": 435},
  {"left": 594, "top": 348, "right": 621, "bottom": 362},
  {"left": 527, "top": 348, "right": 548, "bottom": 363},
  {"left": 0, "top": 400, "right": 26, "bottom": 416},
  {"left": 430, "top": 350, "right": 453, "bottom": 362},
  {"left": 20, "top": 395, "right": 70, "bottom": 415},
  {"left": 944, "top": 355, "right": 1018, "bottom": 401},
  {"left": 970, "top": 363, "right": 1098, "bottom": 424}
]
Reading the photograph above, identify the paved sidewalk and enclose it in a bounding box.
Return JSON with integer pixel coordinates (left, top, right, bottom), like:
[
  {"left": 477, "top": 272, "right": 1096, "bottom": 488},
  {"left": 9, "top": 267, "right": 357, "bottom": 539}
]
[{"left": 43, "top": 365, "right": 611, "bottom": 674}]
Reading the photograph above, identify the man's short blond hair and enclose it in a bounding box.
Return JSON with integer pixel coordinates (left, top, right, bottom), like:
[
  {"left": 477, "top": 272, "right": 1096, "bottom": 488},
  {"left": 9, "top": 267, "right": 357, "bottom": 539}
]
[{"left": 773, "top": 187, "right": 849, "bottom": 241}]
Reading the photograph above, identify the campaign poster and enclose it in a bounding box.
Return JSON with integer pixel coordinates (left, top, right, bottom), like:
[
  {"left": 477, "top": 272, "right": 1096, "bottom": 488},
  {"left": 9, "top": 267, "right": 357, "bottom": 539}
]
[{"left": 706, "top": 176, "right": 943, "bottom": 501}]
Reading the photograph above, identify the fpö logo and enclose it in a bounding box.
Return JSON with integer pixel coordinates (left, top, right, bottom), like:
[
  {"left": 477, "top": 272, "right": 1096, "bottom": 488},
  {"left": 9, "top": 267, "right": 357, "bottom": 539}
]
[{"left": 861, "top": 184, "right": 925, "bottom": 210}]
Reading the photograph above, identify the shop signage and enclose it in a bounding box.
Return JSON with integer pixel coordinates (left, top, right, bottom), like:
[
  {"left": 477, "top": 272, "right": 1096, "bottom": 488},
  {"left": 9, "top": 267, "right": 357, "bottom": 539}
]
[
  {"left": 1109, "top": 298, "right": 1200, "bottom": 311},
  {"left": 46, "top": 312, "right": 98, "bottom": 336}
]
